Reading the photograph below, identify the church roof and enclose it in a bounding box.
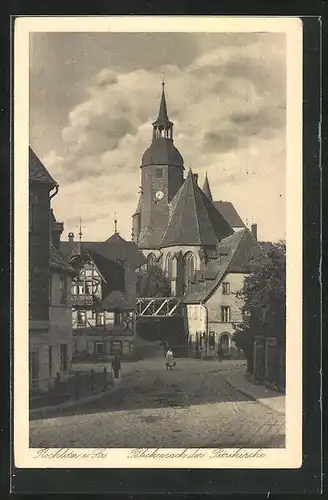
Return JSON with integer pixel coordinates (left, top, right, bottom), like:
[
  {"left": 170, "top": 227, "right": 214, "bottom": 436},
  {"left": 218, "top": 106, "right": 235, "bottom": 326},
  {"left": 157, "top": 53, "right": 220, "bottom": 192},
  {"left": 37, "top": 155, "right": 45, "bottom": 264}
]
[
  {"left": 183, "top": 229, "right": 266, "bottom": 303},
  {"left": 160, "top": 170, "right": 233, "bottom": 248},
  {"left": 60, "top": 233, "right": 146, "bottom": 271},
  {"left": 141, "top": 138, "right": 184, "bottom": 168},
  {"left": 152, "top": 83, "right": 173, "bottom": 126},
  {"left": 29, "top": 147, "right": 57, "bottom": 187},
  {"left": 214, "top": 201, "right": 245, "bottom": 228},
  {"left": 202, "top": 173, "right": 213, "bottom": 202}
]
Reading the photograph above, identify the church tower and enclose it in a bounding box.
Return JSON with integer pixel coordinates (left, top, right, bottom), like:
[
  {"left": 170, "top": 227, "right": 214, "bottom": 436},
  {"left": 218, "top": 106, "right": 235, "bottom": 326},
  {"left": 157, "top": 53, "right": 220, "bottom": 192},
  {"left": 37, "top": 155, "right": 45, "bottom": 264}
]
[{"left": 133, "top": 81, "right": 184, "bottom": 249}]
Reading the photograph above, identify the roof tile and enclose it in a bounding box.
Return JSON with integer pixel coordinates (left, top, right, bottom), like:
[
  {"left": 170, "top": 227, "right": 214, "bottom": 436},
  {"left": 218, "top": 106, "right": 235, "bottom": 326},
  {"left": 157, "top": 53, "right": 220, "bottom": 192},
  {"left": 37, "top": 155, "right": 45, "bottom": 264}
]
[
  {"left": 214, "top": 201, "right": 245, "bottom": 228},
  {"left": 161, "top": 170, "right": 233, "bottom": 248}
]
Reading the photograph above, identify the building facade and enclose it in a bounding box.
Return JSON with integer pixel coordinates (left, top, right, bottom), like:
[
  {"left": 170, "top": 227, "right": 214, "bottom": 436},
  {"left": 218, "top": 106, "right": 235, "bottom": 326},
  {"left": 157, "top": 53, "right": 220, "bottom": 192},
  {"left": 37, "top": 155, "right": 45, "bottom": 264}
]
[
  {"left": 29, "top": 148, "right": 74, "bottom": 392},
  {"left": 131, "top": 84, "right": 264, "bottom": 355},
  {"left": 60, "top": 231, "right": 145, "bottom": 360}
]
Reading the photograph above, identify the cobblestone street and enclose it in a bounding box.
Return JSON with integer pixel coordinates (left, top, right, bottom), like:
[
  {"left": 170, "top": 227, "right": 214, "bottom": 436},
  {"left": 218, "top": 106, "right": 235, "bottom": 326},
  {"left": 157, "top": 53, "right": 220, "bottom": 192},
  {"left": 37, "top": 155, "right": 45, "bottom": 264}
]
[{"left": 29, "top": 358, "right": 285, "bottom": 449}]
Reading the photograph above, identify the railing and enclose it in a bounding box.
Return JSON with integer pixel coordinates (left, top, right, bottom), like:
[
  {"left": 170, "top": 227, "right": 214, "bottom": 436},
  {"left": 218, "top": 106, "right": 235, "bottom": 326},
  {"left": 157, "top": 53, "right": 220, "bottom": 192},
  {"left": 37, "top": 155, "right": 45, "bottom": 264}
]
[
  {"left": 29, "top": 368, "right": 114, "bottom": 409},
  {"left": 136, "top": 297, "right": 183, "bottom": 317}
]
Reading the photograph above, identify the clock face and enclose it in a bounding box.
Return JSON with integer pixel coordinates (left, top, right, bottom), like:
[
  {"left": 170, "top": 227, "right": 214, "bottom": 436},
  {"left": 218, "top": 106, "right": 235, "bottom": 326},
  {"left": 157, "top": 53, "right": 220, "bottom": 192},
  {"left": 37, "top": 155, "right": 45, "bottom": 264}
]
[{"left": 155, "top": 190, "right": 164, "bottom": 200}]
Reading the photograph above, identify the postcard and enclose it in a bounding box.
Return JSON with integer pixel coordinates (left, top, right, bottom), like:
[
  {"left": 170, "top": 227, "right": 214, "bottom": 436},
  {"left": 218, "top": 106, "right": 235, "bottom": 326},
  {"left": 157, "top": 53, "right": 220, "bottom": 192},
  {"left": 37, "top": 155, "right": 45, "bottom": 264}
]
[{"left": 14, "top": 15, "right": 302, "bottom": 469}]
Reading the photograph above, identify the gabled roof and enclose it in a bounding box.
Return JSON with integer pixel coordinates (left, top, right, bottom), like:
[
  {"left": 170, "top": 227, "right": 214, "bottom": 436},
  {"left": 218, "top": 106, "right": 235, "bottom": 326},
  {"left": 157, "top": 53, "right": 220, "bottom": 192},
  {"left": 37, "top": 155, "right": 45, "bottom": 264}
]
[
  {"left": 103, "top": 233, "right": 146, "bottom": 268},
  {"left": 160, "top": 169, "right": 233, "bottom": 248},
  {"left": 214, "top": 201, "right": 245, "bottom": 228},
  {"left": 49, "top": 245, "right": 76, "bottom": 275},
  {"left": 68, "top": 243, "right": 126, "bottom": 294},
  {"left": 29, "top": 147, "right": 57, "bottom": 187},
  {"left": 202, "top": 172, "right": 213, "bottom": 202},
  {"left": 183, "top": 229, "right": 265, "bottom": 303},
  {"left": 60, "top": 233, "right": 146, "bottom": 271}
]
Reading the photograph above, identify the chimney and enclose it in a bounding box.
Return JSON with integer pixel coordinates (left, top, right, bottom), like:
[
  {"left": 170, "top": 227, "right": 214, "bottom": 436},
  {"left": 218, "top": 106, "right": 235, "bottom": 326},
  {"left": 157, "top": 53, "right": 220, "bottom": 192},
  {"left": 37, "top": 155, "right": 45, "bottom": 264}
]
[
  {"left": 251, "top": 224, "right": 257, "bottom": 241},
  {"left": 68, "top": 232, "right": 74, "bottom": 243},
  {"left": 193, "top": 173, "right": 198, "bottom": 184}
]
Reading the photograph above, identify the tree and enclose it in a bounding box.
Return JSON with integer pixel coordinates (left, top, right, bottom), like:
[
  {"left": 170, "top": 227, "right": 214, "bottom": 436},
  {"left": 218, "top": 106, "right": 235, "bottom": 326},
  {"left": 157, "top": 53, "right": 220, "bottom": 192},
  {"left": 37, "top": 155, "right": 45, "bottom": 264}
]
[
  {"left": 233, "top": 241, "right": 286, "bottom": 374},
  {"left": 136, "top": 265, "right": 171, "bottom": 297}
]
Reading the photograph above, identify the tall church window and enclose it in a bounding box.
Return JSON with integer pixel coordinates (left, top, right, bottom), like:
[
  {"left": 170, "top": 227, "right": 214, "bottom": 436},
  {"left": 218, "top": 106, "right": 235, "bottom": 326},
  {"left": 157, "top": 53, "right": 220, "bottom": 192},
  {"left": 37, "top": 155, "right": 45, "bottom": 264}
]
[
  {"left": 166, "top": 253, "right": 172, "bottom": 279},
  {"left": 183, "top": 252, "right": 195, "bottom": 292},
  {"left": 171, "top": 257, "right": 178, "bottom": 280},
  {"left": 156, "top": 168, "right": 163, "bottom": 178},
  {"left": 147, "top": 253, "right": 156, "bottom": 269}
]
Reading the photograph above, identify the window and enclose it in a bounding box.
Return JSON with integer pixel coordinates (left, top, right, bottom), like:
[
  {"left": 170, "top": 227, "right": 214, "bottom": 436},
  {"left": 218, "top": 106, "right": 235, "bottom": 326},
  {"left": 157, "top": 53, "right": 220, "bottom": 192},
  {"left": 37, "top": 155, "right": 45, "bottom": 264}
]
[
  {"left": 77, "top": 310, "right": 86, "bottom": 325},
  {"left": 147, "top": 253, "right": 156, "bottom": 269},
  {"left": 59, "top": 276, "right": 67, "bottom": 305},
  {"left": 96, "top": 312, "right": 104, "bottom": 326},
  {"left": 73, "top": 342, "right": 77, "bottom": 354},
  {"left": 114, "top": 312, "right": 122, "bottom": 326},
  {"left": 49, "top": 275, "right": 52, "bottom": 306},
  {"left": 111, "top": 341, "right": 122, "bottom": 355},
  {"left": 184, "top": 252, "right": 195, "bottom": 283},
  {"left": 155, "top": 168, "right": 163, "bottom": 178},
  {"left": 208, "top": 332, "right": 215, "bottom": 350},
  {"left": 166, "top": 253, "right": 172, "bottom": 278},
  {"left": 171, "top": 257, "right": 177, "bottom": 279},
  {"left": 95, "top": 341, "right": 105, "bottom": 354},
  {"left": 221, "top": 306, "right": 231, "bottom": 323},
  {"left": 222, "top": 282, "right": 230, "bottom": 295},
  {"left": 48, "top": 345, "right": 52, "bottom": 376},
  {"left": 60, "top": 344, "right": 68, "bottom": 371}
]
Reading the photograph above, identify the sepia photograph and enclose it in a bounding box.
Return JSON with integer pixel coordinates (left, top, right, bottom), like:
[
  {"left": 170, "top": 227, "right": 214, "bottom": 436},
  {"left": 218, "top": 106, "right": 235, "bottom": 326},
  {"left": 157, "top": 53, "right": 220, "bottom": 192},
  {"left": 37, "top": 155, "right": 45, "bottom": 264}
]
[{"left": 14, "top": 16, "right": 302, "bottom": 469}]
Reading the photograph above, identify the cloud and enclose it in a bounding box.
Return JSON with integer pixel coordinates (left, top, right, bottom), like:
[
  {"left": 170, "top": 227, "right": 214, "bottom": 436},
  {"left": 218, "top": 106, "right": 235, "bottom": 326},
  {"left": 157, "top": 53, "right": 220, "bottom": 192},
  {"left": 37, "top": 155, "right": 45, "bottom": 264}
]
[
  {"left": 33, "top": 32, "right": 286, "bottom": 242},
  {"left": 203, "top": 131, "right": 239, "bottom": 153}
]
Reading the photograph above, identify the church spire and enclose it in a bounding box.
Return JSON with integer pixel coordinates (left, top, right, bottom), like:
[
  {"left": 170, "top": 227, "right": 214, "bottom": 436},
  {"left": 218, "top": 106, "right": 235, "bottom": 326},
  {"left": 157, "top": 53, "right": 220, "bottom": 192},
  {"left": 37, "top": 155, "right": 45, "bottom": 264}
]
[
  {"left": 152, "top": 79, "right": 173, "bottom": 140},
  {"left": 202, "top": 172, "right": 213, "bottom": 202}
]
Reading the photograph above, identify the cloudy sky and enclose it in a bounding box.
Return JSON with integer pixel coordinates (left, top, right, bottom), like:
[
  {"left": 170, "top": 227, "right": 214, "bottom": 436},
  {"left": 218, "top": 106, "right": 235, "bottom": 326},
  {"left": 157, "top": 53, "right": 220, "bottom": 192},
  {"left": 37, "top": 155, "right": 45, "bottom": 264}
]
[{"left": 29, "top": 31, "right": 286, "bottom": 242}]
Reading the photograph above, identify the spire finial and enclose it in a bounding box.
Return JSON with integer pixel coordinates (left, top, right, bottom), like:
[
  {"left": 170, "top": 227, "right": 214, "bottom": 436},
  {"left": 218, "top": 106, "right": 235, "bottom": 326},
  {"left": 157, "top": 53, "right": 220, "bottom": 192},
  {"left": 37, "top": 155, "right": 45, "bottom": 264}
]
[
  {"left": 161, "top": 68, "right": 165, "bottom": 88},
  {"left": 114, "top": 212, "right": 118, "bottom": 234},
  {"left": 76, "top": 217, "right": 86, "bottom": 242}
]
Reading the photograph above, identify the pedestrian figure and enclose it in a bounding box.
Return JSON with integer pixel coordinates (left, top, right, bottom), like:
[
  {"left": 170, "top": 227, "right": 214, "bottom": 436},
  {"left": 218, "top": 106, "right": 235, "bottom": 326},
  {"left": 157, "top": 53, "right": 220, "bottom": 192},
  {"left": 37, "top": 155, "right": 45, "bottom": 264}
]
[
  {"left": 217, "top": 346, "right": 223, "bottom": 362},
  {"left": 165, "top": 348, "right": 175, "bottom": 370},
  {"left": 111, "top": 355, "right": 121, "bottom": 379}
]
